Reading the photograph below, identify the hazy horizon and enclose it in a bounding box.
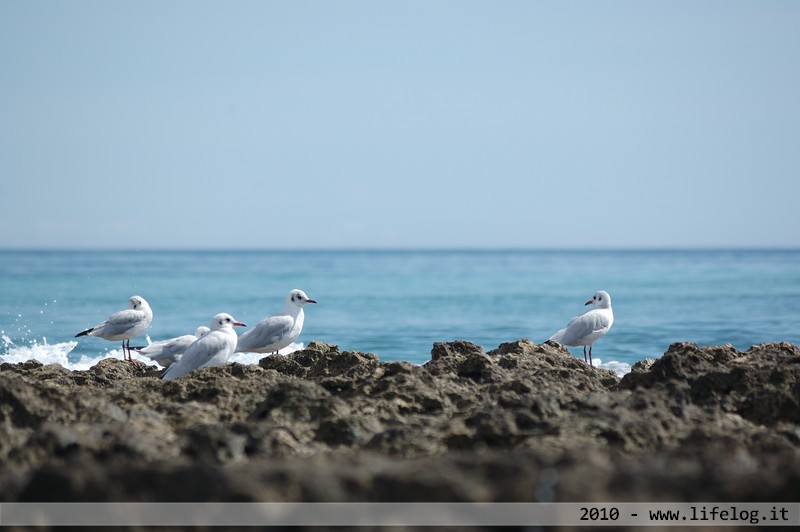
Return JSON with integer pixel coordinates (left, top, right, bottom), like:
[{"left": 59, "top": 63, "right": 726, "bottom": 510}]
[{"left": 1, "top": 246, "right": 798, "bottom": 253}]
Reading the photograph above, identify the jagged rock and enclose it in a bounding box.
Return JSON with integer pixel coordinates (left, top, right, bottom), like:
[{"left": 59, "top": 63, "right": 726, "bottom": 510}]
[
  {"left": 619, "top": 342, "right": 800, "bottom": 425},
  {"left": 0, "top": 340, "right": 798, "bottom": 503}
]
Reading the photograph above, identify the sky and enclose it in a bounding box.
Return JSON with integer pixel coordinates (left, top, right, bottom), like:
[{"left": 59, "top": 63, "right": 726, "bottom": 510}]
[{"left": 1, "top": 1, "right": 799, "bottom": 249}]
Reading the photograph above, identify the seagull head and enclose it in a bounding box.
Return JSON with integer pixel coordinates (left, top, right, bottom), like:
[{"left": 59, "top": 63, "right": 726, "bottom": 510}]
[
  {"left": 195, "top": 326, "right": 211, "bottom": 338},
  {"left": 128, "top": 295, "right": 150, "bottom": 311},
  {"left": 585, "top": 291, "right": 612, "bottom": 309},
  {"left": 287, "top": 289, "right": 317, "bottom": 307},
  {"left": 210, "top": 313, "right": 246, "bottom": 330}
]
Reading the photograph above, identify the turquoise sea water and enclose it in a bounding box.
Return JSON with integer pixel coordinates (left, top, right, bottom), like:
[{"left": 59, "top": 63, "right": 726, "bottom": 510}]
[{"left": 1, "top": 249, "right": 799, "bottom": 375}]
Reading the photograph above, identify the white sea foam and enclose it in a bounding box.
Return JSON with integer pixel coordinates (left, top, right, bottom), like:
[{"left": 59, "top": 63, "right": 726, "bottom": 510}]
[
  {"left": 2, "top": 333, "right": 624, "bottom": 376},
  {"left": 594, "top": 358, "right": 631, "bottom": 377},
  {"left": 229, "top": 343, "right": 304, "bottom": 366},
  {"left": 0, "top": 334, "right": 303, "bottom": 371},
  {"left": 0, "top": 334, "right": 142, "bottom": 371},
  {"left": 1, "top": 335, "right": 79, "bottom": 367}
]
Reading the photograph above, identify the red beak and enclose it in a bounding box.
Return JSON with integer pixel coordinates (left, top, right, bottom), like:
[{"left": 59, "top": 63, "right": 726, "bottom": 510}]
[
  {"left": 307, "top": 299, "right": 317, "bottom": 304},
  {"left": 585, "top": 299, "right": 593, "bottom": 305},
  {"left": 234, "top": 321, "right": 247, "bottom": 327}
]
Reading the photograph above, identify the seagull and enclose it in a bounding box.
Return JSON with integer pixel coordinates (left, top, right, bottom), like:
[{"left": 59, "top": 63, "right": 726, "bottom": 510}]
[
  {"left": 161, "top": 313, "right": 245, "bottom": 380},
  {"left": 132, "top": 326, "right": 210, "bottom": 368},
  {"left": 548, "top": 290, "right": 614, "bottom": 367},
  {"left": 75, "top": 295, "right": 153, "bottom": 362},
  {"left": 235, "top": 289, "right": 317, "bottom": 355}
]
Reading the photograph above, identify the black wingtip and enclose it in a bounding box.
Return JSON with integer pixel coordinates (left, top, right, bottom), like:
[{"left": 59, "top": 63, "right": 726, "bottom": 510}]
[{"left": 75, "top": 328, "right": 93, "bottom": 338}]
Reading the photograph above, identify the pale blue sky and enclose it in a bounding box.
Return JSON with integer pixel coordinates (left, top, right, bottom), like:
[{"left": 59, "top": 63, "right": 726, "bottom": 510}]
[{"left": 1, "top": 1, "right": 798, "bottom": 249}]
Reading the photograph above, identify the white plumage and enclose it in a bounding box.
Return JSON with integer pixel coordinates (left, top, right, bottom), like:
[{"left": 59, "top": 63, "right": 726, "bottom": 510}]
[
  {"left": 133, "top": 326, "right": 210, "bottom": 368},
  {"left": 235, "top": 289, "right": 316, "bottom": 355},
  {"left": 162, "top": 313, "right": 245, "bottom": 380},
  {"left": 75, "top": 295, "right": 153, "bottom": 361},
  {"left": 549, "top": 290, "right": 614, "bottom": 366}
]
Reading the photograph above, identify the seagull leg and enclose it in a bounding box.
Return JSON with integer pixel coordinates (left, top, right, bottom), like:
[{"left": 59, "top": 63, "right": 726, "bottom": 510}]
[
  {"left": 124, "top": 339, "right": 134, "bottom": 362},
  {"left": 127, "top": 339, "right": 143, "bottom": 365},
  {"left": 588, "top": 345, "right": 594, "bottom": 368},
  {"left": 583, "top": 346, "right": 588, "bottom": 364}
]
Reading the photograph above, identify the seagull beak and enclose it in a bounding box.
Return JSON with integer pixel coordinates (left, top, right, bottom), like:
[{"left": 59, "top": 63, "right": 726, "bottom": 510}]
[
  {"left": 585, "top": 299, "right": 593, "bottom": 305},
  {"left": 307, "top": 299, "right": 317, "bottom": 304},
  {"left": 234, "top": 321, "right": 247, "bottom": 327}
]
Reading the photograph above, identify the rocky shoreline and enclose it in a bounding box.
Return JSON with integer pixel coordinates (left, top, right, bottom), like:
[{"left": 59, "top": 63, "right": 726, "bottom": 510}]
[{"left": 1, "top": 340, "right": 799, "bottom": 503}]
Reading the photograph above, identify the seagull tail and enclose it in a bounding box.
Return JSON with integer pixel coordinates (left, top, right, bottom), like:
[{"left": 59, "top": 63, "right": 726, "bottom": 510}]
[
  {"left": 75, "top": 328, "right": 93, "bottom": 338},
  {"left": 548, "top": 328, "right": 566, "bottom": 344}
]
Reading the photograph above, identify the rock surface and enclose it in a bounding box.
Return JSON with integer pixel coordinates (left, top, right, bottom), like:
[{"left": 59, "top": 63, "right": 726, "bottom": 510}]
[{"left": 1, "top": 340, "right": 799, "bottom": 503}]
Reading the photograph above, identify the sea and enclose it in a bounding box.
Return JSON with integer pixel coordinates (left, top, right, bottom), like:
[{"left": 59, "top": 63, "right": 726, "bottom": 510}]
[{"left": 1, "top": 249, "right": 799, "bottom": 377}]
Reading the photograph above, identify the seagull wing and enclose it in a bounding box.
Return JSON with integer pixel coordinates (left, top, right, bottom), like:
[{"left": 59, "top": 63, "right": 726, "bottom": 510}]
[
  {"left": 136, "top": 334, "right": 196, "bottom": 366},
  {"left": 557, "top": 310, "right": 612, "bottom": 346},
  {"left": 91, "top": 309, "right": 147, "bottom": 338},
  {"left": 235, "top": 315, "right": 293, "bottom": 353},
  {"left": 162, "top": 331, "right": 231, "bottom": 380}
]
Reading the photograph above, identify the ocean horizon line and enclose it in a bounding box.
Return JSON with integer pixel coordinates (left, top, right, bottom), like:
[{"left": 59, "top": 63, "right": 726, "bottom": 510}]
[{"left": 1, "top": 246, "right": 799, "bottom": 254}]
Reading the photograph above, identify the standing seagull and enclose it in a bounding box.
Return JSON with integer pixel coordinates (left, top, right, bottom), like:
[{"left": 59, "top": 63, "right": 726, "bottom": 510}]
[
  {"left": 75, "top": 295, "right": 153, "bottom": 362},
  {"left": 549, "top": 290, "right": 614, "bottom": 367},
  {"left": 132, "top": 326, "right": 210, "bottom": 368},
  {"left": 162, "top": 313, "right": 245, "bottom": 380},
  {"left": 235, "top": 289, "right": 317, "bottom": 355}
]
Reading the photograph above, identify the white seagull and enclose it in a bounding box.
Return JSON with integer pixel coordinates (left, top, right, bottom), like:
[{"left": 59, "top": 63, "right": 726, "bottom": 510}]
[
  {"left": 75, "top": 295, "right": 153, "bottom": 362},
  {"left": 549, "top": 290, "right": 614, "bottom": 367},
  {"left": 162, "top": 313, "right": 246, "bottom": 381},
  {"left": 235, "top": 289, "right": 317, "bottom": 355},
  {"left": 132, "top": 326, "right": 210, "bottom": 368}
]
